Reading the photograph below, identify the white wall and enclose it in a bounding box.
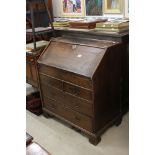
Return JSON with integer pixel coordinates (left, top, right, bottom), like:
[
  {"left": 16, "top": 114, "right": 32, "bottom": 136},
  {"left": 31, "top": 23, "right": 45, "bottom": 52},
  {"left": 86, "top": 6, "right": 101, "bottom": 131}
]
[
  {"left": 52, "top": 0, "right": 124, "bottom": 18},
  {"left": 52, "top": 0, "right": 62, "bottom": 17}
]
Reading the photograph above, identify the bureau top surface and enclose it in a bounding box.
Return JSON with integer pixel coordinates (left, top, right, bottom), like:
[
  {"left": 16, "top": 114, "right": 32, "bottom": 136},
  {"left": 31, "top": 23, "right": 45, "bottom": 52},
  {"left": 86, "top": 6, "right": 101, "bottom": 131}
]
[
  {"left": 51, "top": 37, "right": 118, "bottom": 48},
  {"left": 38, "top": 37, "right": 118, "bottom": 77}
]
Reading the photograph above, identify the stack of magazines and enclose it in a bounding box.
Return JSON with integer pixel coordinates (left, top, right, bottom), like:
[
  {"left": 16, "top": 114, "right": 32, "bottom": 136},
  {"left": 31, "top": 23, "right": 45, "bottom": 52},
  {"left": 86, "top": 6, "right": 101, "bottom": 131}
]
[
  {"left": 96, "top": 19, "right": 129, "bottom": 33},
  {"left": 51, "top": 19, "right": 69, "bottom": 28}
]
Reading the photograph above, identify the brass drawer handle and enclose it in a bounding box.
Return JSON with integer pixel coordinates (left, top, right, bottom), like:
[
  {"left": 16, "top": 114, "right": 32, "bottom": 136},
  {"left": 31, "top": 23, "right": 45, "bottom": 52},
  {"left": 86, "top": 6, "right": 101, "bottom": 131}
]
[
  {"left": 74, "top": 116, "right": 81, "bottom": 122},
  {"left": 70, "top": 87, "right": 80, "bottom": 95},
  {"left": 74, "top": 103, "right": 80, "bottom": 109},
  {"left": 63, "top": 83, "right": 80, "bottom": 96}
]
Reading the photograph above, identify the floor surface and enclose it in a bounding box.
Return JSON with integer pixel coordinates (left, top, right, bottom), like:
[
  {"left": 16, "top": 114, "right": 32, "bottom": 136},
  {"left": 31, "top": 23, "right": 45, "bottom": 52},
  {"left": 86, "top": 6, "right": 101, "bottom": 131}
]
[{"left": 26, "top": 110, "right": 129, "bottom": 155}]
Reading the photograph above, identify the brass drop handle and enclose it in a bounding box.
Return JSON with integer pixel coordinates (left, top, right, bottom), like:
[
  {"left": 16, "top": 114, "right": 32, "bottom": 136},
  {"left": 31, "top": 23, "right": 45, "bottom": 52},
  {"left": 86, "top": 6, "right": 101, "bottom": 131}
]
[
  {"left": 71, "top": 87, "right": 80, "bottom": 95},
  {"left": 62, "top": 82, "right": 80, "bottom": 96},
  {"left": 74, "top": 103, "right": 80, "bottom": 108},
  {"left": 74, "top": 116, "right": 81, "bottom": 122}
]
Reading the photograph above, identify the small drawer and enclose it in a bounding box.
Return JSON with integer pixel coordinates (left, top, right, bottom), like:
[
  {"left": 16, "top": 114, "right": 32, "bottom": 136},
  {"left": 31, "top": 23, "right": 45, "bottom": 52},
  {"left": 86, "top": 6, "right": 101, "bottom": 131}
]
[
  {"left": 41, "top": 84, "right": 64, "bottom": 103},
  {"left": 63, "top": 82, "right": 93, "bottom": 101},
  {"left": 63, "top": 92, "right": 93, "bottom": 117},
  {"left": 40, "top": 74, "right": 63, "bottom": 90},
  {"left": 43, "top": 97, "right": 60, "bottom": 113}
]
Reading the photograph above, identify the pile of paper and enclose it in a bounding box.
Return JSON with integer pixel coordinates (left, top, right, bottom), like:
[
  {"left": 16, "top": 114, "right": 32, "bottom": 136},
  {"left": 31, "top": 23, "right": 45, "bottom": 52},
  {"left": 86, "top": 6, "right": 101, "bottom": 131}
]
[
  {"left": 96, "top": 19, "right": 129, "bottom": 33},
  {"left": 52, "top": 18, "right": 69, "bottom": 27}
]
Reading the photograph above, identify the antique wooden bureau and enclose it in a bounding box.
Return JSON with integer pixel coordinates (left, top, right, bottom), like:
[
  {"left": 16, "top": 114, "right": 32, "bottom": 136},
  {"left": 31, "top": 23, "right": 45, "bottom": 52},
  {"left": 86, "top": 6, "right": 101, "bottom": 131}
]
[
  {"left": 56, "top": 30, "right": 129, "bottom": 114},
  {"left": 37, "top": 37, "right": 123, "bottom": 145}
]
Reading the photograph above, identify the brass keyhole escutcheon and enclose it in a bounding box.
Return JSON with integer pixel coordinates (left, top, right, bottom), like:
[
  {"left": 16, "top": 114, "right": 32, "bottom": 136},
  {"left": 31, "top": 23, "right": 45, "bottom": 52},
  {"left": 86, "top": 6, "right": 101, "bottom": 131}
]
[{"left": 72, "top": 45, "right": 77, "bottom": 50}]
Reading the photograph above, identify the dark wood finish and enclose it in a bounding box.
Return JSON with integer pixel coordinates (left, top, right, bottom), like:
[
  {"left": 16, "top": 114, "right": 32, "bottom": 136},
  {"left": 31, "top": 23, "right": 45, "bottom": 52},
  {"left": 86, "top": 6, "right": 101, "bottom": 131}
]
[
  {"left": 41, "top": 84, "right": 93, "bottom": 116},
  {"left": 55, "top": 29, "right": 128, "bottom": 43},
  {"left": 55, "top": 29, "right": 129, "bottom": 115},
  {"left": 42, "top": 87, "right": 93, "bottom": 117},
  {"left": 42, "top": 110, "right": 51, "bottom": 118},
  {"left": 63, "top": 82, "right": 93, "bottom": 101},
  {"left": 38, "top": 37, "right": 123, "bottom": 145},
  {"left": 115, "top": 117, "right": 122, "bottom": 126},
  {"left": 43, "top": 96, "right": 93, "bottom": 131},
  {"left": 39, "top": 65, "right": 92, "bottom": 89},
  {"left": 121, "top": 43, "right": 129, "bottom": 114},
  {"left": 40, "top": 74, "right": 63, "bottom": 90},
  {"left": 93, "top": 44, "right": 122, "bottom": 132},
  {"left": 89, "top": 136, "right": 101, "bottom": 146},
  {"left": 38, "top": 41, "right": 107, "bottom": 77}
]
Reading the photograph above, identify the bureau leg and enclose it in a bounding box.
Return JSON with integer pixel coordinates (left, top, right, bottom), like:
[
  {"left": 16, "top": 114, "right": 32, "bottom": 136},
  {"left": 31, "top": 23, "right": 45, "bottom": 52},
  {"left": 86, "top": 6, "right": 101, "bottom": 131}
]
[
  {"left": 71, "top": 126, "right": 81, "bottom": 133},
  {"left": 89, "top": 136, "right": 101, "bottom": 146},
  {"left": 115, "top": 116, "right": 122, "bottom": 126},
  {"left": 43, "top": 111, "right": 50, "bottom": 118}
]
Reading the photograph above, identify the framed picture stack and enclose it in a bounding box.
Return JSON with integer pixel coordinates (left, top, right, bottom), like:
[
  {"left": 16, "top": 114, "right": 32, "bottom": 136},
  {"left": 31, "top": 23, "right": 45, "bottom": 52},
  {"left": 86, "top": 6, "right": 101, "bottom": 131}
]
[
  {"left": 104, "top": 0, "right": 123, "bottom": 14},
  {"left": 61, "top": 0, "right": 85, "bottom": 17},
  {"left": 86, "top": 0, "right": 103, "bottom": 16},
  {"left": 60, "top": 0, "right": 128, "bottom": 17}
]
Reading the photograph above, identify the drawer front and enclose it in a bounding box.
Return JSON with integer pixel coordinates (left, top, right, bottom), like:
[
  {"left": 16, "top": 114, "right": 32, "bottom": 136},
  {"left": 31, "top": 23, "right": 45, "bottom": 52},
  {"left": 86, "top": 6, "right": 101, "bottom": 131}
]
[
  {"left": 38, "top": 64, "right": 92, "bottom": 89},
  {"left": 63, "top": 92, "right": 93, "bottom": 117},
  {"left": 43, "top": 97, "right": 61, "bottom": 112},
  {"left": 63, "top": 82, "right": 92, "bottom": 101},
  {"left": 41, "top": 84, "right": 64, "bottom": 103},
  {"left": 62, "top": 106, "right": 92, "bottom": 132},
  {"left": 26, "top": 63, "right": 31, "bottom": 80},
  {"left": 40, "top": 74, "right": 63, "bottom": 90},
  {"left": 41, "top": 84, "right": 93, "bottom": 116},
  {"left": 43, "top": 96, "right": 93, "bottom": 132}
]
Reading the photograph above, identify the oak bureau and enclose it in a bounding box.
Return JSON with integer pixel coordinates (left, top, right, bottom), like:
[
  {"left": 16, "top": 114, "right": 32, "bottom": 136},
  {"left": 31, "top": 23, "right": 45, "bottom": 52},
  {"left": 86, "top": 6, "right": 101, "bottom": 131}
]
[{"left": 37, "top": 36, "right": 123, "bottom": 145}]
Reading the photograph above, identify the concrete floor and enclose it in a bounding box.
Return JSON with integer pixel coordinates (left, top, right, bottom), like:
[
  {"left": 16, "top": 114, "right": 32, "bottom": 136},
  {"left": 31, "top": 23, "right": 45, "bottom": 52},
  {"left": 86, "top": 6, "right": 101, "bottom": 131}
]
[{"left": 26, "top": 110, "right": 129, "bottom": 155}]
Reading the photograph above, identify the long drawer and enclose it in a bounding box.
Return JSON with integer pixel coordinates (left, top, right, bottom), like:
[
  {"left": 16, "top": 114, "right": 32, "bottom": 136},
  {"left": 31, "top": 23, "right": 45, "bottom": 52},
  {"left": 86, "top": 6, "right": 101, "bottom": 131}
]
[
  {"left": 43, "top": 96, "right": 93, "bottom": 132},
  {"left": 40, "top": 74, "right": 93, "bottom": 101},
  {"left": 38, "top": 64, "right": 92, "bottom": 89},
  {"left": 41, "top": 84, "right": 93, "bottom": 117}
]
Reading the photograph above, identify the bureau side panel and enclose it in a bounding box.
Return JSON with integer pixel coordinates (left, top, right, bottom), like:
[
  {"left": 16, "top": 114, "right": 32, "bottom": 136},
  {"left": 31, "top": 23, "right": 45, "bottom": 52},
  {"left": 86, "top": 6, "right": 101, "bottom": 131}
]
[{"left": 93, "top": 44, "right": 122, "bottom": 132}]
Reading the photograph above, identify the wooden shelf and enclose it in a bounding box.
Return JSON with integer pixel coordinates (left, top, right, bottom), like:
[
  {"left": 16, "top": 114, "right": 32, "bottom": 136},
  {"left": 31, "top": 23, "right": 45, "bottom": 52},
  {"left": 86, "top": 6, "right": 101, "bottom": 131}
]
[{"left": 26, "top": 27, "right": 53, "bottom": 35}]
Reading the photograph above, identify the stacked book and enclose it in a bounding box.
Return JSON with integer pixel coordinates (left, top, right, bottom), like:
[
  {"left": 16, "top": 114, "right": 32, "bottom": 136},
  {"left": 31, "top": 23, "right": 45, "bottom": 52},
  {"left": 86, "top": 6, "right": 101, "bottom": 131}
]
[
  {"left": 69, "top": 21, "right": 96, "bottom": 29},
  {"left": 52, "top": 19, "right": 69, "bottom": 28},
  {"left": 96, "top": 19, "right": 129, "bottom": 33},
  {"left": 69, "top": 19, "right": 107, "bottom": 29}
]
